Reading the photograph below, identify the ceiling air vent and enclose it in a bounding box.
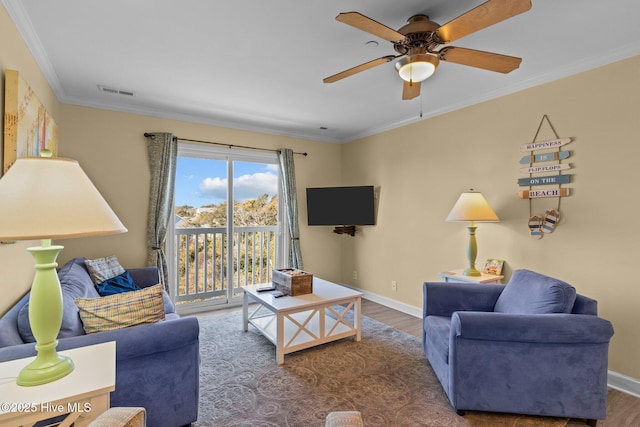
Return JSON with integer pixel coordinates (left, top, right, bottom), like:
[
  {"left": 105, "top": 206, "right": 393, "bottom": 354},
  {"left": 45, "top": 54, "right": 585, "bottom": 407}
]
[{"left": 98, "top": 85, "right": 135, "bottom": 97}]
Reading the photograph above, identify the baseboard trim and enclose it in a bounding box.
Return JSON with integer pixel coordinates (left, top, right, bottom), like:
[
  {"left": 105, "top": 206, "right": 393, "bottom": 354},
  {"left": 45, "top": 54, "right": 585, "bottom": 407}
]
[
  {"left": 339, "top": 283, "right": 422, "bottom": 318},
  {"left": 342, "top": 283, "right": 640, "bottom": 398},
  {"left": 608, "top": 370, "right": 640, "bottom": 398}
]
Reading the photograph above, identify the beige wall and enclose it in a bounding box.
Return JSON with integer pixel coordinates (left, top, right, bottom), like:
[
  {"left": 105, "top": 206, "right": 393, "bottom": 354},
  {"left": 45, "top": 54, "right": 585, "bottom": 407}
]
[
  {"left": 0, "top": 4, "right": 62, "bottom": 310},
  {"left": 340, "top": 55, "right": 640, "bottom": 379}
]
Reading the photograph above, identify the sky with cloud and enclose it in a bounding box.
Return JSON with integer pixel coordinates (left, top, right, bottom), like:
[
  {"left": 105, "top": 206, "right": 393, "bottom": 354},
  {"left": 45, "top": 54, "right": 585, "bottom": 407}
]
[{"left": 175, "top": 157, "right": 278, "bottom": 207}]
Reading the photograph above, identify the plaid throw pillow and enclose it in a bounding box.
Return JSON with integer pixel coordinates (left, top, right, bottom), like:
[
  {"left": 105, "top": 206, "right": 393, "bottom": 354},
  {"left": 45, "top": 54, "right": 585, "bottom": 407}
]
[
  {"left": 75, "top": 284, "right": 165, "bottom": 334},
  {"left": 85, "top": 255, "right": 126, "bottom": 284}
]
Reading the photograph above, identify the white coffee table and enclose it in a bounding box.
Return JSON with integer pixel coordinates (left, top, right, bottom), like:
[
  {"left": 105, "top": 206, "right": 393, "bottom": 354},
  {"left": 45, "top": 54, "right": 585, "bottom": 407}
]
[{"left": 242, "top": 278, "right": 362, "bottom": 364}]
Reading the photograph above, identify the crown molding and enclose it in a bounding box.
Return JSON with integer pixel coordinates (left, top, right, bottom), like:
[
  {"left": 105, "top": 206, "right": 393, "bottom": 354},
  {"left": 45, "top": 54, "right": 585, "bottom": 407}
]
[
  {"left": 346, "top": 42, "right": 640, "bottom": 143},
  {"left": 2, "top": 0, "right": 66, "bottom": 98}
]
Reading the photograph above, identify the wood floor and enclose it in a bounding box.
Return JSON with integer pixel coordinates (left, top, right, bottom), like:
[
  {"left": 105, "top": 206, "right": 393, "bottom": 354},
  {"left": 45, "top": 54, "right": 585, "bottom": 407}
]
[{"left": 199, "top": 298, "right": 640, "bottom": 426}]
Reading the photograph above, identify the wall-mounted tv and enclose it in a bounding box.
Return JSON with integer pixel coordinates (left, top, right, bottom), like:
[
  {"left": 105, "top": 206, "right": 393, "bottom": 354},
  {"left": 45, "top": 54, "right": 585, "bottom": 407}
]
[{"left": 306, "top": 185, "right": 375, "bottom": 226}]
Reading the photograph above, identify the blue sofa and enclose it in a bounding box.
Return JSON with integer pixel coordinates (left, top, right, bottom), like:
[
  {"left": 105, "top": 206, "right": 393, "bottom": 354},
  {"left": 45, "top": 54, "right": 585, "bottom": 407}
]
[
  {"left": 422, "top": 269, "right": 614, "bottom": 424},
  {"left": 0, "top": 257, "right": 199, "bottom": 427}
]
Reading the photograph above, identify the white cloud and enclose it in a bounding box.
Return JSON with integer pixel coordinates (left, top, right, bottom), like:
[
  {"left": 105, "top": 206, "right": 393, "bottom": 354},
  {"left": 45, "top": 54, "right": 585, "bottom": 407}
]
[
  {"left": 198, "top": 172, "right": 277, "bottom": 202},
  {"left": 199, "top": 177, "right": 227, "bottom": 200},
  {"left": 234, "top": 172, "right": 278, "bottom": 200}
]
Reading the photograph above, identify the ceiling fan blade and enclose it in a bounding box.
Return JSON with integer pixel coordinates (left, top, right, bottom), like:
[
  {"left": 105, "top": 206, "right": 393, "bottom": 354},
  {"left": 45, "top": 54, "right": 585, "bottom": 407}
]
[
  {"left": 438, "top": 47, "right": 522, "bottom": 73},
  {"left": 434, "top": 0, "right": 532, "bottom": 43},
  {"left": 323, "top": 55, "right": 397, "bottom": 83},
  {"left": 336, "top": 12, "right": 406, "bottom": 43},
  {"left": 402, "top": 80, "right": 421, "bottom": 100}
]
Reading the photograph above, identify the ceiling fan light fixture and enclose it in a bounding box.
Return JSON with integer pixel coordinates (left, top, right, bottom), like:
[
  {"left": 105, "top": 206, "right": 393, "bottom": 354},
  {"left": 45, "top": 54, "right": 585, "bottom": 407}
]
[{"left": 396, "top": 54, "right": 439, "bottom": 82}]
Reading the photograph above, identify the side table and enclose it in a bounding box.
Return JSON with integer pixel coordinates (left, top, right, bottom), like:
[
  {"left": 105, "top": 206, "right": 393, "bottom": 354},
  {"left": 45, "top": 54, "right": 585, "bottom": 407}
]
[
  {"left": 440, "top": 269, "right": 503, "bottom": 284},
  {"left": 0, "top": 341, "right": 116, "bottom": 427}
]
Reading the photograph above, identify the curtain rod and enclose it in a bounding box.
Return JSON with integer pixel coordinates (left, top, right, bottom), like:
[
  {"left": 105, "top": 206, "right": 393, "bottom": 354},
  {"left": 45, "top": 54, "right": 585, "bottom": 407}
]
[{"left": 143, "top": 133, "right": 308, "bottom": 156}]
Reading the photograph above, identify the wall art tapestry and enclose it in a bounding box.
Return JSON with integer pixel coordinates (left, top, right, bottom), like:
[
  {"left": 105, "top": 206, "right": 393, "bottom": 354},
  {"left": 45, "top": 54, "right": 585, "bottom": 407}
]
[{"left": 3, "top": 69, "right": 58, "bottom": 174}]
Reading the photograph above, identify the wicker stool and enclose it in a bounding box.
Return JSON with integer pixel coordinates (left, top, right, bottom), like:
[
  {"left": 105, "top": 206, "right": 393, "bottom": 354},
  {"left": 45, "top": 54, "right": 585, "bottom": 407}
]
[
  {"left": 88, "top": 407, "right": 146, "bottom": 427},
  {"left": 325, "top": 411, "right": 364, "bottom": 427}
]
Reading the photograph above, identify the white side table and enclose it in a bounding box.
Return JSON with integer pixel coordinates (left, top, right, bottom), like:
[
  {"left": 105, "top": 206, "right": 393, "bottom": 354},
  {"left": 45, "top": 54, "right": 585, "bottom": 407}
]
[
  {"left": 440, "top": 269, "right": 503, "bottom": 284},
  {"left": 0, "top": 341, "right": 116, "bottom": 427}
]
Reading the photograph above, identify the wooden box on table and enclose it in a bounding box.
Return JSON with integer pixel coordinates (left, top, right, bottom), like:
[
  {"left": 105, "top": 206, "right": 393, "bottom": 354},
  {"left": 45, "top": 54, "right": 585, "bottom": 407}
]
[{"left": 272, "top": 268, "right": 313, "bottom": 296}]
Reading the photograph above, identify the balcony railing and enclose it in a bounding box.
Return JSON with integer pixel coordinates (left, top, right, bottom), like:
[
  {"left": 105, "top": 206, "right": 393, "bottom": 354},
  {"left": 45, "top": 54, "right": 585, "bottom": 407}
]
[{"left": 175, "top": 226, "right": 278, "bottom": 303}]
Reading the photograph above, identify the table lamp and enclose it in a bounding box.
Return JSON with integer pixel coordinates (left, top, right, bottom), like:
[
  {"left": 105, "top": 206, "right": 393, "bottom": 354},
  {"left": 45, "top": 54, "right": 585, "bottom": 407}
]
[
  {"left": 445, "top": 191, "right": 499, "bottom": 276},
  {"left": 0, "top": 155, "right": 127, "bottom": 386}
]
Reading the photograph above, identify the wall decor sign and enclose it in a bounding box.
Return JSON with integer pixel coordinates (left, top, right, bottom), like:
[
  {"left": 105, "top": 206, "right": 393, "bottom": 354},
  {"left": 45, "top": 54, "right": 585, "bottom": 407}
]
[
  {"left": 517, "top": 174, "right": 572, "bottom": 187},
  {"left": 517, "top": 188, "right": 571, "bottom": 199},
  {"left": 520, "top": 163, "right": 571, "bottom": 174},
  {"left": 518, "top": 115, "right": 573, "bottom": 239},
  {"left": 3, "top": 69, "right": 58, "bottom": 174},
  {"left": 518, "top": 150, "right": 570, "bottom": 164},
  {"left": 519, "top": 137, "right": 571, "bottom": 152}
]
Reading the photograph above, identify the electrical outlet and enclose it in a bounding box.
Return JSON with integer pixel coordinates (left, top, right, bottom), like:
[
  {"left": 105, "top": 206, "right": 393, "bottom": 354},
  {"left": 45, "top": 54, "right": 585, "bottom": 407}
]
[
  {"left": 353, "top": 270, "right": 358, "bottom": 280},
  {"left": 391, "top": 280, "right": 397, "bottom": 291}
]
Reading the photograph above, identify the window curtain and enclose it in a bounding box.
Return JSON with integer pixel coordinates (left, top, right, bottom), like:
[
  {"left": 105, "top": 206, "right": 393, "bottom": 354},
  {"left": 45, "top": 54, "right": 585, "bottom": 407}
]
[
  {"left": 145, "top": 132, "right": 178, "bottom": 289},
  {"left": 278, "top": 148, "right": 303, "bottom": 269}
]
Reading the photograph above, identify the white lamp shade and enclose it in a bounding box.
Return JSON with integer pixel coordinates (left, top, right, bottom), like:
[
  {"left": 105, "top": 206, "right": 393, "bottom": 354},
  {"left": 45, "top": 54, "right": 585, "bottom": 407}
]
[
  {"left": 0, "top": 157, "right": 127, "bottom": 240},
  {"left": 398, "top": 62, "right": 435, "bottom": 82},
  {"left": 445, "top": 192, "right": 499, "bottom": 222},
  {"left": 396, "top": 54, "right": 439, "bottom": 82}
]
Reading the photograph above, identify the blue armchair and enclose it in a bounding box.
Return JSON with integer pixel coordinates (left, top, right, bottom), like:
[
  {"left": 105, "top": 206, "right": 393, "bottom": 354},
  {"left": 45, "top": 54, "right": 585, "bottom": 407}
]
[{"left": 422, "top": 269, "right": 614, "bottom": 424}]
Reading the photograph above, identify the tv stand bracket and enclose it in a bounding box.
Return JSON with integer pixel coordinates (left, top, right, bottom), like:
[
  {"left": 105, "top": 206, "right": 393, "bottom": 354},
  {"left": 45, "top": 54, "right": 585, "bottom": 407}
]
[{"left": 333, "top": 226, "right": 356, "bottom": 236}]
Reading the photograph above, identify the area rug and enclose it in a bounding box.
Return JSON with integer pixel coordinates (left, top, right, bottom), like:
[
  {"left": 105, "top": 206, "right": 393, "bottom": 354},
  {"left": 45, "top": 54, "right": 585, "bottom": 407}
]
[{"left": 193, "top": 309, "right": 568, "bottom": 427}]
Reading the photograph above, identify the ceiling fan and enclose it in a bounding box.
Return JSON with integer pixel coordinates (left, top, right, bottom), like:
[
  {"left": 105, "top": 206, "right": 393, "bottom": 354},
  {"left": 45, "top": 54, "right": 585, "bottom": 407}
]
[{"left": 323, "top": 0, "right": 532, "bottom": 100}]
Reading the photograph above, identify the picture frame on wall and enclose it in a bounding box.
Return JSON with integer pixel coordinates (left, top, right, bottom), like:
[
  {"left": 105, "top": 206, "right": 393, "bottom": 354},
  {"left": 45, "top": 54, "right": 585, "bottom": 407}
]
[
  {"left": 483, "top": 258, "right": 504, "bottom": 276},
  {"left": 3, "top": 69, "right": 58, "bottom": 174}
]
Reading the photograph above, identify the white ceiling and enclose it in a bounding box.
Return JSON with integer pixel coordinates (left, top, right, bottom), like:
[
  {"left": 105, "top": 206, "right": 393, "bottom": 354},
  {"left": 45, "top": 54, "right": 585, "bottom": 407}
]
[{"left": 4, "top": 0, "right": 640, "bottom": 143}]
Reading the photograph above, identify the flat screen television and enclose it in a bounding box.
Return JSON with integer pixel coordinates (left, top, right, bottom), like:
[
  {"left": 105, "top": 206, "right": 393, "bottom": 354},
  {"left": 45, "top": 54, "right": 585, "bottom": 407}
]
[{"left": 306, "top": 186, "right": 375, "bottom": 226}]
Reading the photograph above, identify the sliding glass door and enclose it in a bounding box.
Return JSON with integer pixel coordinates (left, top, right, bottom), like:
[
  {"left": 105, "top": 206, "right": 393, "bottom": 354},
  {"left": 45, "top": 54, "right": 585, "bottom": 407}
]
[{"left": 169, "top": 143, "right": 284, "bottom": 314}]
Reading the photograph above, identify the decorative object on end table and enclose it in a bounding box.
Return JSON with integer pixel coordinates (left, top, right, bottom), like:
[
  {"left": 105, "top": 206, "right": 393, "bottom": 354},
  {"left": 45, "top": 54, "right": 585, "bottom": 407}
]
[
  {"left": 0, "top": 156, "right": 127, "bottom": 386},
  {"left": 445, "top": 191, "right": 499, "bottom": 276},
  {"left": 483, "top": 258, "right": 504, "bottom": 276},
  {"left": 273, "top": 268, "right": 313, "bottom": 295}
]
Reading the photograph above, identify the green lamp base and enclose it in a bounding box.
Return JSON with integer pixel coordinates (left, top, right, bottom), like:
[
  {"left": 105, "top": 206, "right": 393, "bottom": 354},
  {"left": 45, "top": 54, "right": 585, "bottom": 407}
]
[
  {"left": 18, "top": 240, "right": 75, "bottom": 386},
  {"left": 463, "top": 267, "right": 482, "bottom": 277},
  {"left": 463, "top": 223, "right": 481, "bottom": 277},
  {"left": 17, "top": 350, "right": 74, "bottom": 386}
]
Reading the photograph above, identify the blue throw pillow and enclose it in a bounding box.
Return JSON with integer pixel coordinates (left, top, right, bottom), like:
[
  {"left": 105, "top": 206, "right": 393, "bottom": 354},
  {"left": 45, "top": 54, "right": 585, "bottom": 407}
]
[
  {"left": 494, "top": 269, "right": 577, "bottom": 314},
  {"left": 95, "top": 271, "right": 140, "bottom": 296}
]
